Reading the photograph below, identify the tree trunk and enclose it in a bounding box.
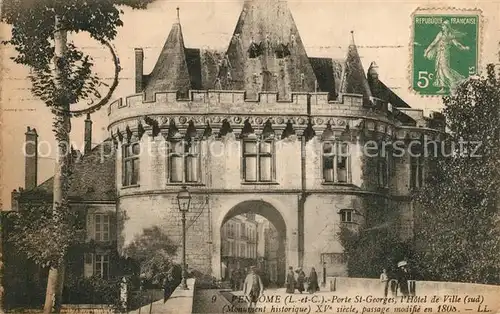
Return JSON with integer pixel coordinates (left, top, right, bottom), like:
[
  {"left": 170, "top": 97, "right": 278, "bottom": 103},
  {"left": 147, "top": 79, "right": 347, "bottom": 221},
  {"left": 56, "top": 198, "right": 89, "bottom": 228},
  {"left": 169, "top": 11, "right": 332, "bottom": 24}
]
[
  {"left": 43, "top": 14, "right": 71, "bottom": 314},
  {"left": 0, "top": 214, "right": 4, "bottom": 314}
]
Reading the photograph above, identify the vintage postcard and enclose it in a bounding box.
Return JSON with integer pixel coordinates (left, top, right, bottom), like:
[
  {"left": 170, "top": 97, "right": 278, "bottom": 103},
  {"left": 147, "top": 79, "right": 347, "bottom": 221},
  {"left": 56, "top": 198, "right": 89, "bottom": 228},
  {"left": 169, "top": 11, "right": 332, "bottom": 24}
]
[{"left": 1, "top": 1, "right": 500, "bottom": 314}]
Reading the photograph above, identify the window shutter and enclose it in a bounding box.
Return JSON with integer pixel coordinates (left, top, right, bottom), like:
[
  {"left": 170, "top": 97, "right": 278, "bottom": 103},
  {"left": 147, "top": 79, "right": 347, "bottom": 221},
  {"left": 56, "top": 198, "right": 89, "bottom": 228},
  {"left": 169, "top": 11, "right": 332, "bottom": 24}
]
[
  {"left": 86, "top": 213, "right": 95, "bottom": 241},
  {"left": 109, "top": 213, "right": 117, "bottom": 242}
]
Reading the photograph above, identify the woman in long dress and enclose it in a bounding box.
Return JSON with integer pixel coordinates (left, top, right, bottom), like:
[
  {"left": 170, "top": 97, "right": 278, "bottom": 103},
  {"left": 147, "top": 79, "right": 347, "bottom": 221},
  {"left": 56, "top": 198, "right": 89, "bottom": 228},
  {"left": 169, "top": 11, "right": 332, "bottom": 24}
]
[
  {"left": 424, "top": 20, "right": 470, "bottom": 93},
  {"left": 307, "top": 268, "right": 320, "bottom": 294},
  {"left": 296, "top": 269, "right": 306, "bottom": 294},
  {"left": 285, "top": 267, "right": 296, "bottom": 293}
]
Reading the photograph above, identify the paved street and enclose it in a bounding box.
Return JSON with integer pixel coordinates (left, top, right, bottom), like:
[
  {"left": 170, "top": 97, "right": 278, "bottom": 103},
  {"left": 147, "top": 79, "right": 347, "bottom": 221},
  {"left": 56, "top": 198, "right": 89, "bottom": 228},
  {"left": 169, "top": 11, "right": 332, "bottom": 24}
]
[{"left": 192, "top": 286, "right": 500, "bottom": 314}]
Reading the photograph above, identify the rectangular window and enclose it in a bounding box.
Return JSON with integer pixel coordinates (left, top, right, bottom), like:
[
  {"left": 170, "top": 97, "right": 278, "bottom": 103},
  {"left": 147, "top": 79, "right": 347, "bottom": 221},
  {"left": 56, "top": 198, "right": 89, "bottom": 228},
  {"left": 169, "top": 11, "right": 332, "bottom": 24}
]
[
  {"left": 122, "top": 142, "right": 140, "bottom": 186},
  {"left": 323, "top": 141, "right": 350, "bottom": 183},
  {"left": 378, "top": 154, "right": 389, "bottom": 187},
  {"left": 410, "top": 144, "right": 423, "bottom": 189},
  {"left": 94, "top": 254, "right": 110, "bottom": 279},
  {"left": 243, "top": 140, "right": 274, "bottom": 182},
  {"left": 410, "top": 156, "right": 423, "bottom": 189},
  {"left": 94, "top": 214, "right": 110, "bottom": 242},
  {"left": 340, "top": 210, "right": 353, "bottom": 223},
  {"left": 168, "top": 140, "right": 200, "bottom": 184},
  {"left": 241, "top": 244, "right": 245, "bottom": 258}
]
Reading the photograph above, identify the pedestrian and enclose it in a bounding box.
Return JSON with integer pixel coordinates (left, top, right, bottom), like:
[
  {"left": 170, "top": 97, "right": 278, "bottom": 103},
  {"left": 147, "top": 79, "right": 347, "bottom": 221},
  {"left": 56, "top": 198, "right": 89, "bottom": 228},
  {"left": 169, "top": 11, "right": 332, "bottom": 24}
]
[
  {"left": 380, "top": 268, "right": 389, "bottom": 297},
  {"left": 285, "top": 267, "right": 296, "bottom": 293},
  {"left": 231, "top": 268, "right": 239, "bottom": 291},
  {"left": 296, "top": 268, "right": 305, "bottom": 293},
  {"left": 307, "top": 267, "right": 320, "bottom": 294},
  {"left": 243, "top": 266, "right": 264, "bottom": 311},
  {"left": 240, "top": 267, "right": 248, "bottom": 290},
  {"left": 396, "top": 261, "right": 410, "bottom": 296}
]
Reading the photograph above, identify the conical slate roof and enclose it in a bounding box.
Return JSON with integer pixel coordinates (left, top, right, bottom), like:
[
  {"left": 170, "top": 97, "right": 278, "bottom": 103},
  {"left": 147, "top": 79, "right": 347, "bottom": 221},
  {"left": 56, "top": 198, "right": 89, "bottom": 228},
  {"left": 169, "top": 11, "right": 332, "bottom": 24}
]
[
  {"left": 143, "top": 17, "right": 192, "bottom": 99},
  {"left": 216, "top": 0, "right": 317, "bottom": 100},
  {"left": 340, "top": 32, "right": 372, "bottom": 100}
]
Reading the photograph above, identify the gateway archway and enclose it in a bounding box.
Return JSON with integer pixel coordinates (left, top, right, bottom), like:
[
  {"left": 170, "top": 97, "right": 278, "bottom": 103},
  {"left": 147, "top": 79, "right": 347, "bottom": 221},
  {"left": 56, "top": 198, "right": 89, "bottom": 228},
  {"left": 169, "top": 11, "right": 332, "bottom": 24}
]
[{"left": 220, "top": 200, "right": 287, "bottom": 287}]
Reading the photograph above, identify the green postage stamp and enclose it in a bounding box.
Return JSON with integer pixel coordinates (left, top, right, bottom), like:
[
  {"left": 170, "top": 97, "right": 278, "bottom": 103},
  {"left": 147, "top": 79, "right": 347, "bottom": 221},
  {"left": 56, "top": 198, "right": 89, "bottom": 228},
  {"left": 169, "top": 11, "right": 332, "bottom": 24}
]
[{"left": 411, "top": 9, "right": 482, "bottom": 96}]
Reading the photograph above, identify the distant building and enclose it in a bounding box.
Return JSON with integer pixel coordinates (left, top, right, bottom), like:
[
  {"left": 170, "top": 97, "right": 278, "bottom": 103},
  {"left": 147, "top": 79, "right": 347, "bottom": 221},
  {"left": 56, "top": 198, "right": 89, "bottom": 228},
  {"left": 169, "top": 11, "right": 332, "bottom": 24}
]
[
  {"left": 259, "top": 220, "right": 285, "bottom": 286},
  {"left": 220, "top": 213, "right": 258, "bottom": 276}
]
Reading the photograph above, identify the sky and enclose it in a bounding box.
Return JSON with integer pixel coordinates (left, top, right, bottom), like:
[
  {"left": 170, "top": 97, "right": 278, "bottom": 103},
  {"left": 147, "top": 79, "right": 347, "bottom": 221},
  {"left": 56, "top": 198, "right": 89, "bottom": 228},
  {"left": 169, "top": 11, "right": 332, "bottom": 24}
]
[{"left": 1, "top": 0, "right": 500, "bottom": 209}]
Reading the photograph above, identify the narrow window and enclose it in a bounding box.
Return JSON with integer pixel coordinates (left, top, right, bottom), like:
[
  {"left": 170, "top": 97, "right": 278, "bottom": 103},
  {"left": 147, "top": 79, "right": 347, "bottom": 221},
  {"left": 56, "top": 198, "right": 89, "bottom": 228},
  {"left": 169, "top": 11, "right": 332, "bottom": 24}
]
[
  {"left": 323, "top": 141, "right": 350, "bottom": 183},
  {"left": 410, "top": 145, "right": 423, "bottom": 189},
  {"left": 122, "top": 142, "right": 140, "bottom": 186},
  {"left": 94, "top": 254, "right": 110, "bottom": 279},
  {"left": 410, "top": 156, "right": 423, "bottom": 189},
  {"left": 94, "top": 214, "right": 110, "bottom": 242}
]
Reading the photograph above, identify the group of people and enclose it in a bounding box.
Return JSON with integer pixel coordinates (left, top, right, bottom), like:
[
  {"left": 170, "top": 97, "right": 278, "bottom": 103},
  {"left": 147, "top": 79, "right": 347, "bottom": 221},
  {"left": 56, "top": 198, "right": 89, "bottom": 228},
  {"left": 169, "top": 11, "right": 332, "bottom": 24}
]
[
  {"left": 285, "top": 267, "right": 320, "bottom": 294},
  {"left": 379, "top": 261, "right": 415, "bottom": 297}
]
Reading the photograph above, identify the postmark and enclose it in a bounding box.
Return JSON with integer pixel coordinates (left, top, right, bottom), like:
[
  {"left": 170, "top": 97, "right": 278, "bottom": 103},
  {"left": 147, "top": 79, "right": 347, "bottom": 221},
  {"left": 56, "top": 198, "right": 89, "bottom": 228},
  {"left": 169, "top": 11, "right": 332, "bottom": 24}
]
[{"left": 410, "top": 8, "right": 482, "bottom": 96}]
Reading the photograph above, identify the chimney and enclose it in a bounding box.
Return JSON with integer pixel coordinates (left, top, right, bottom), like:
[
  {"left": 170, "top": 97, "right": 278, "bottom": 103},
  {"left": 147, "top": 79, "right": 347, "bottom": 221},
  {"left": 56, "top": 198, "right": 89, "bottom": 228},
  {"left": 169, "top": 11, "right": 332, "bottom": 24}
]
[
  {"left": 84, "top": 113, "right": 92, "bottom": 154},
  {"left": 367, "top": 62, "right": 380, "bottom": 96},
  {"left": 135, "top": 48, "right": 144, "bottom": 93},
  {"left": 24, "top": 126, "right": 38, "bottom": 190}
]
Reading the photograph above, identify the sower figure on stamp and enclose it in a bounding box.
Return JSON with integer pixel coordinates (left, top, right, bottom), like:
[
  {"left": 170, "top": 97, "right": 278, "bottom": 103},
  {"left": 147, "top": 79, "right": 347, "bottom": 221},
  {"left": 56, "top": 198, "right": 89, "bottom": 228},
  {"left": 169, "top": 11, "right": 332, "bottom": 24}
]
[
  {"left": 424, "top": 19, "right": 469, "bottom": 93},
  {"left": 243, "top": 266, "right": 263, "bottom": 311}
]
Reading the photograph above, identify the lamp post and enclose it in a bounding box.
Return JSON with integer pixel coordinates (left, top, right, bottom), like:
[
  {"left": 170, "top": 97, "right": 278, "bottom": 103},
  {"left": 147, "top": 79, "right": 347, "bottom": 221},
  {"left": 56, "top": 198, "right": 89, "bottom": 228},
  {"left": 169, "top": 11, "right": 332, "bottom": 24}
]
[{"left": 177, "top": 186, "right": 191, "bottom": 290}]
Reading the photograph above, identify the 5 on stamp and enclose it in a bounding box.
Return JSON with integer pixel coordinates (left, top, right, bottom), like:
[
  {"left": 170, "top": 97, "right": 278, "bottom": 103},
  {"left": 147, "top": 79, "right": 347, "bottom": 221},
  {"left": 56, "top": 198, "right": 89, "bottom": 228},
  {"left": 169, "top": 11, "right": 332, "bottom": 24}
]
[{"left": 412, "top": 11, "right": 481, "bottom": 96}]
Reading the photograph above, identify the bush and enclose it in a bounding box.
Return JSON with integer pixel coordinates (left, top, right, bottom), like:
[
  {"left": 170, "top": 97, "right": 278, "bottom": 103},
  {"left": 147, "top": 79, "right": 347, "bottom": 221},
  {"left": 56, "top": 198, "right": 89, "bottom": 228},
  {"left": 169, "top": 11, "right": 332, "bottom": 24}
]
[{"left": 63, "top": 276, "right": 122, "bottom": 308}]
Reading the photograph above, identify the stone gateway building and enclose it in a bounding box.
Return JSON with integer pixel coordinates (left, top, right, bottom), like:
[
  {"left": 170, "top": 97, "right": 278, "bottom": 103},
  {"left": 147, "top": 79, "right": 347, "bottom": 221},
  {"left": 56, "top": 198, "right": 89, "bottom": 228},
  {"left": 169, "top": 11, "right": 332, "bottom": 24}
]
[{"left": 14, "top": 0, "right": 445, "bottom": 284}]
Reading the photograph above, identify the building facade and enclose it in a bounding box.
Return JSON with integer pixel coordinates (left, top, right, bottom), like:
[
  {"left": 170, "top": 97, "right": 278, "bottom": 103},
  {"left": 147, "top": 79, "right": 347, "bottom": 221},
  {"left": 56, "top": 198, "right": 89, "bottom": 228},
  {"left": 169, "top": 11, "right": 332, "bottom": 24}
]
[
  {"left": 220, "top": 213, "right": 258, "bottom": 276},
  {"left": 12, "top": 122, "right": 118, "bottom": 282},
  {"left": 108, "top": 0, "right": 444, "bottom": 280},
  {"left": 12, "top": 0, "right": 445, "bottom": 283}
]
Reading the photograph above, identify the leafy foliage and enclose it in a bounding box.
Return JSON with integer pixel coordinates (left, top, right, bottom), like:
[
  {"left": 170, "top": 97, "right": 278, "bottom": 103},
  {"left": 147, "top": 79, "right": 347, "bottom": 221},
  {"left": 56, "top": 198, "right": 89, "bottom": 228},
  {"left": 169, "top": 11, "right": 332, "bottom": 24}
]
[
  {"left": 1, "top": 0, "right": 155, "bottom": 116},
  {"left": 339, "top": 226, "right": 413, "bottom": 278},
  {"left": 123, "top": 227, "right": 178, "bottom": 286},
  {"left": 6, "top": 201, "right": 78, "bottom": 268},
  {"left": 63, "top": 276, "right": 123, "bottom": 310},
  {"left": 413, "top": 64, "right": 500, "bottom": 284}
]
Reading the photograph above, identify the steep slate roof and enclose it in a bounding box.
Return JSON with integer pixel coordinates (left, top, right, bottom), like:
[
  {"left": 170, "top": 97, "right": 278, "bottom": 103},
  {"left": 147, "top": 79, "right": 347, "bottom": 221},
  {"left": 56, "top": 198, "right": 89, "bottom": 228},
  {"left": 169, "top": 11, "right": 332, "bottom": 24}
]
[
  {"left": 143, "top": 19, "right": 192, "bottom": 99},
  {"left": 141, "top": 0, "right": 407, "bottom": 106},
  {"left": 22, "top": 140, "right": 116, "bottom": 202},
  {"left": 367, "top": 62, "right": 410, "bottom": 108},
  {"left": 309, "top": 57, "right": 344, "bottom": 100},
  {"left": 339, "top": 32, "right": 372, "bottom": 100},
  {"left": 216, "top": 0, "right": 318, "bottom": 100}
]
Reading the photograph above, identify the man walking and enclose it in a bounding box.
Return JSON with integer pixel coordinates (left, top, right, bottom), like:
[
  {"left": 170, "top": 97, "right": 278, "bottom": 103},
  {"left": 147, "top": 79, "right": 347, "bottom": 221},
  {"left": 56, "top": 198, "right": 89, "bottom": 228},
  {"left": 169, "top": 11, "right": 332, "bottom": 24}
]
[{"left": 243, "top": 266, "right": 264, "bottom": 311}]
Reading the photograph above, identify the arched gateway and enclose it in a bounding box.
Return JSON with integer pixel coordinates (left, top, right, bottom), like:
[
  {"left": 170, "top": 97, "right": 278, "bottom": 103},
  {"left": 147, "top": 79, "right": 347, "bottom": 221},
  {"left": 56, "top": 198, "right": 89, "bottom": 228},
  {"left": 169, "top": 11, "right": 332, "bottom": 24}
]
[{"left": 212, "top": 200, "right": 289, "bottom": 282}]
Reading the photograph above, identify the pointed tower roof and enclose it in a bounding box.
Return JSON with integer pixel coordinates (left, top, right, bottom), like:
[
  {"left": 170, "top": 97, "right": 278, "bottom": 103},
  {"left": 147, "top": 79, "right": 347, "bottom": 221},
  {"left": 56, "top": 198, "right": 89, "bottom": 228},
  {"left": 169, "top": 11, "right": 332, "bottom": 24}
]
[
  {"left": 340, "top": 31, "right": 372, "bottom": 100},
  {"left": 217, "top": 0, "right": 317, "bottom": 100},
  {"left": 144, "top": 7, "right": 192, "bottom": 99}
]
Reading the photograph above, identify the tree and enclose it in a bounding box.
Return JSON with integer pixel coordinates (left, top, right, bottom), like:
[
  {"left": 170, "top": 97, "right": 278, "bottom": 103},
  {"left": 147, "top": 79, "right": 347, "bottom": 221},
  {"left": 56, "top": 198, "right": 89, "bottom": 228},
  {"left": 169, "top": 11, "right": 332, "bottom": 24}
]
[
  {"left": 339, "top": 225, "right": 413, "bottom": 278},
  {"left": 1, "top": 1, "right": 156, "bottom": 312},
  {"left": 123, "top": 226, "right": 178, "bottom": 287},
  {"left": 413, "top": 64, "right": 500, "bottom": 284}
]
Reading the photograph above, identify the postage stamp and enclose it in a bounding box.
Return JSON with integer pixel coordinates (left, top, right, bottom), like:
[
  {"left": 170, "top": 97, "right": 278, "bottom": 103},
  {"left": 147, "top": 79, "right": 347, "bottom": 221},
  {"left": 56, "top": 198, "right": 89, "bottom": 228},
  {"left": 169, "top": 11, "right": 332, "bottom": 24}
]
[
  {"left": 411, "top": 9, "right": 482, "bottom": 96},
  {"left": 2, "top": 1, "right": 500, "bottom": 314}
]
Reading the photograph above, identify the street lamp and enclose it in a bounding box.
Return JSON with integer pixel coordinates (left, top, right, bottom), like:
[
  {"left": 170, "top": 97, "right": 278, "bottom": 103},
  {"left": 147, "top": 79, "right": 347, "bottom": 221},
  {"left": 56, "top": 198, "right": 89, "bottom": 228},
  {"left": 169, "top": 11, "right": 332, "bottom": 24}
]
[{"left": 177, "top": 186, "right": 191, "bottom": 290}]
